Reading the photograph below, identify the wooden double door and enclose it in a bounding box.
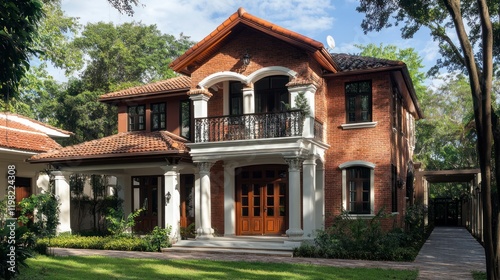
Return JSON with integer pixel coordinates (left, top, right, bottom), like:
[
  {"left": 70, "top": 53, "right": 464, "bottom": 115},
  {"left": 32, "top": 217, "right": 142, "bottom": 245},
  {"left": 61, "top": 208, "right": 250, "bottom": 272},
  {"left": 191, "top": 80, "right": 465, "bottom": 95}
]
[{"left": 236, "top": 165, "right": 288, "bottom": 235}]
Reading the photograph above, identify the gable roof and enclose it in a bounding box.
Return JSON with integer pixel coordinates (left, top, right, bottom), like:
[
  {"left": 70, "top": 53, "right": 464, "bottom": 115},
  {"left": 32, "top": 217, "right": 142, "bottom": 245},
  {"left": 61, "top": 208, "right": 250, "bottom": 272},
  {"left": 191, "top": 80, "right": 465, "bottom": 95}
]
[
  {"left": 0, "top": 113, "right": 71, "bottom": 154},
  {"left": 99, "top": 76, "right": 191, "bottom": 102},
  {"left": 28, "top": 130, "right": 189, "bottom": 163},
  {"left": 170, "top": 7, "right": 338, "bottom": 75}
]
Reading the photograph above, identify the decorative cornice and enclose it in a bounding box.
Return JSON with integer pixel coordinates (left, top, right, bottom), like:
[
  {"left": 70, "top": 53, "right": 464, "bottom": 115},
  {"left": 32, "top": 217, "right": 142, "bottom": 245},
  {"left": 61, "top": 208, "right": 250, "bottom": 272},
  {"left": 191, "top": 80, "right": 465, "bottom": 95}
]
[
  {"left": 197, "top": 162, "right": 214, "bottom": 173},
  {"left": 187, "top": 89, "right": 213, "bottom": 97}
]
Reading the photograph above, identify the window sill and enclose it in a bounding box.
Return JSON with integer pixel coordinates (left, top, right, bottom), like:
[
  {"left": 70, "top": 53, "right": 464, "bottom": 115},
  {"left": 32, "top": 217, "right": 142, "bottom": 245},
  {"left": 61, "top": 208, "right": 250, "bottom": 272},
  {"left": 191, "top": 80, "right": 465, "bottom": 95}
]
[
  {"left": 347, "top": 214, "right": 375, "bottom": 219},
  {"left": 341, "top": 122, "right": 378, "bottom": 130}
]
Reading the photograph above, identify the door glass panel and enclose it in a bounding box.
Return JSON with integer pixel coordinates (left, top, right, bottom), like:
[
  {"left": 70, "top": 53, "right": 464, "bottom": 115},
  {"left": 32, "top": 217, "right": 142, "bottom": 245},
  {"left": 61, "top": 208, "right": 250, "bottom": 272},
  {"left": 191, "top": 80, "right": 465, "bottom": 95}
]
[
  {"left": 254, "top": 197, "right": 260, "bottom": 206},
  {"left": 267, "top": 208, "right": 274, "bottom": 216},
  {"left": 267, "top": 197, "right": 274, "bottom": 206},
  {"left": 266, "top": 170, "right": 275, "bottom": 178},
  {"left": 254, "top": 184, "right": 260, "bottom": 195},
  {"left": 254, "top": 207, "right": 260, "bottom": 217},
  {"left": 242, "top": 197, "right": 248, "bottom": 206},
  {"left": 242, "top": 208, "right": 248, "bottom": 216},
  {"left": 267, "top": 184, "right": 274, "bottom": 195},
  {"left": 242, "top": 184, "right": 249, "bottom": 195},
  {"left": 152, "top": 187, "right": 158, "bottom": 216},
  {"left": 253, "top": 171, "right": 262, "bottom": 178}
]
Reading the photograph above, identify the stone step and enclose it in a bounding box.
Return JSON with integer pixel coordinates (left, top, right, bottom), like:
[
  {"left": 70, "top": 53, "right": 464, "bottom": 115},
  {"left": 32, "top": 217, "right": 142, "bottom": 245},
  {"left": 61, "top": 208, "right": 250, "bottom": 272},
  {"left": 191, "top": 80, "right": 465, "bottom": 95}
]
[
  {"left": 163, "top": 246, "right": 294, "bottom": 257},
  {"left": 164, "top": 238, "right": 298, "bottom": 257}
]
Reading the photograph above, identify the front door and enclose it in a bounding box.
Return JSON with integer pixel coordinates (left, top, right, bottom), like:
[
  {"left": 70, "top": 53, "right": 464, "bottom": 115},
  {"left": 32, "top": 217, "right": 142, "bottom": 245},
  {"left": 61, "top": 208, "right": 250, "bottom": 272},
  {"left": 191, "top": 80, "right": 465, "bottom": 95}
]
[
  {"left": 132, "top": 176, "right": 161, "bottom": 233},
  {"left": 236, "top": 165, "right": 288, "bottom": 235},
  {"left": 15, "top": 177, "right": 32, "bottom": 218}
]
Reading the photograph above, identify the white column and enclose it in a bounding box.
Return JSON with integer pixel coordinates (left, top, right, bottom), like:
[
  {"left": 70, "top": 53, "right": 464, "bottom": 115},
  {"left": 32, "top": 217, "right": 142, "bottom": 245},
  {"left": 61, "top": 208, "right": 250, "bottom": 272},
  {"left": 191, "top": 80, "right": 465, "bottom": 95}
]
[
  {"left": 224, "top": 164, "right": 236, "bottom": 236},
  {"left": 36, "top": 172, "right": 50, "bottom": 194},
  {"left": 315, "top": 162, "right": 325, "bottom": 231},
  {"left": 285, "top": 157, "right": 304, "bottom": 239},
  {"left": 302, "top": 157, "right": 316, "bottom": 238},
  {"left": 243, "top": 86, "right": 254, "bottom": 114},
  {"left": 196, "top": 162, "right": 214, "bottom": 239},
  {"left": 194, "top": 173, "right": 201, "bottom": 230},
  {"left": 52, "top": 171, "right": 71, "bottom": 234},
  {"left": 189, "top": 92, "right": 211, "bottom": 142},
  {"left": 288, "top": 84, "right": 317, "bottom": 138},
  {"left": 162, "top": 166, "right": 181, "bottom": 242}
]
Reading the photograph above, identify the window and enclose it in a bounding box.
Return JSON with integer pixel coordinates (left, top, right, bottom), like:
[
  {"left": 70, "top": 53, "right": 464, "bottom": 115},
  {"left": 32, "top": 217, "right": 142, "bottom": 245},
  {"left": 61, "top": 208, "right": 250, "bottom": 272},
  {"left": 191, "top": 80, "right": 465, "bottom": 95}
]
[
  {"left": 340, "top": 160, "right": 375, "bottom": 215},
  {"left": 347, "top": 167, "right": 371, "bottom": 214},
  {"left": 255, "top": 75, "right": 289, "bottom": 113},
  {"left": 391, "top": 164, "right": 398, "bottom": 213},
  {"left": 151, "top": 103, "right": 166, "bottom": 131},
  {"left": 128, "top": 105, "right": 145, "bottom": 131},
  {"left": 180, "top": 100, "right": 191, "bottom": 139},
  {"left": 229, "top": 81, "right": 243, "bottom": 116},
  {"left": 345, "top": 81, "right": 372, "bottom": 123}
]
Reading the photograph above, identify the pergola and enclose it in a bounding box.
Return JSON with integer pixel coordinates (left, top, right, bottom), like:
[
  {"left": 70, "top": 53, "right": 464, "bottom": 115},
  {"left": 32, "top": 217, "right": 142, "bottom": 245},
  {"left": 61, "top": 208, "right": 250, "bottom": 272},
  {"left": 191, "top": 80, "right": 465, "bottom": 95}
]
[{"left": 413, "top": 164, "right": 482, "bottom": 240}]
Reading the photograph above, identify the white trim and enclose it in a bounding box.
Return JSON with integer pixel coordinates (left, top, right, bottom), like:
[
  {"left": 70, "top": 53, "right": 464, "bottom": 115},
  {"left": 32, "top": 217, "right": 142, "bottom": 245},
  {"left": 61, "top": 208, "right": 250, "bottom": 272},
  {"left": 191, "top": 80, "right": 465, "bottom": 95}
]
[
  {"left": 0, "top": 147, "right": 37, "bottom": 155},
  {"left": 198, "top": 71, "right": 246, "bottom": 89},
  {"left": 247, "top": 66, "right": 297, "bottom": 84},
  {"left": 341, "top": 122, "right": 378, "bottom": 130},
  {"left": 339, "top": 160, "right": 375, "bottom": 170},
  {"left": 0, "top": 113, "right": 70, "bottom": 138},
  {"left": 340, "top": 162, "right": 376, "bottom": 215}
]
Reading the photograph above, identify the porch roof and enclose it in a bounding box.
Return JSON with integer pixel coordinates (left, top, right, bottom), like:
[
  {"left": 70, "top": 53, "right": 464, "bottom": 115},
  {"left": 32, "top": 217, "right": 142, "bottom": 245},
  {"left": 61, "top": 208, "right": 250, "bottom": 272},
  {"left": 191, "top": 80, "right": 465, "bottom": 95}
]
[
  {"left": 98, "top": 76, "right": 191, "bottom": 103},
  {"left": 0, "top": 112, "right": 71, "bottom": 153},
  {"left": 28, "top": 130, "right": 190, "bottom": 163}
]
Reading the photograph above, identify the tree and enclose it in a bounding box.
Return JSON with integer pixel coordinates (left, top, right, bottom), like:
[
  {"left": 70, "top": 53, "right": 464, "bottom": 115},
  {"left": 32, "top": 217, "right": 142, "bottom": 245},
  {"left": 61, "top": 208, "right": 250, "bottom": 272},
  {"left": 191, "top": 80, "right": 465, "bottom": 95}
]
[
  {"left": 0, "top": 0, "right": 44, "bottom": 101},
  {"left": 357, "top": 1, "right": 498, "bottom": 278}
]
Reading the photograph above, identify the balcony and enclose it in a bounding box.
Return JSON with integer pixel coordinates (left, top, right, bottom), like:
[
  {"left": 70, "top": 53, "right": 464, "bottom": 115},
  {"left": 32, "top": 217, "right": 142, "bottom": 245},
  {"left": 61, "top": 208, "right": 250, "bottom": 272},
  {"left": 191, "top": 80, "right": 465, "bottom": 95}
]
[{"left": 194, "top": 110, "right": 323, "bottom": 143}]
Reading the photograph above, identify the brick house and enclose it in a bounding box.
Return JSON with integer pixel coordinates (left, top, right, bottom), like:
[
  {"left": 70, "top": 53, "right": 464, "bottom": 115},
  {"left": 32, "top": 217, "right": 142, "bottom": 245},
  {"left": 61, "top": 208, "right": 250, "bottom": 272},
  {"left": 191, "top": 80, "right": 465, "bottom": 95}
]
[{"left": 29, "top": 8, "right": 422, "bottom": 240}]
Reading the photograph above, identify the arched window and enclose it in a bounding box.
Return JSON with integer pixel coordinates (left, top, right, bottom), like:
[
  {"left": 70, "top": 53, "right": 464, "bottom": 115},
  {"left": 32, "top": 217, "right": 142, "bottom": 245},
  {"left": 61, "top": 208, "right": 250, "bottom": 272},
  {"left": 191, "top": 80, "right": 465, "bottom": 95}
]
[
  {"left": 340, "top": 160, "right": 375, "bottom": 215},
  {"left": 254, "top": 75, "right": 289, "bottom": 113}
]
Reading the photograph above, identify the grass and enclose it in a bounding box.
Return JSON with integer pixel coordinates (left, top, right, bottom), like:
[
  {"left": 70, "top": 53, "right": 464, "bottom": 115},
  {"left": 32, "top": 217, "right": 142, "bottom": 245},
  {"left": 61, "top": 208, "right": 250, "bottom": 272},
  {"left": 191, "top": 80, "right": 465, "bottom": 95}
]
[
  {"left": 17, "top": 255, "right": 418, "bottom": 280},
  {"left": 472, "top": 271, "right": 486, "bottom": 280}
]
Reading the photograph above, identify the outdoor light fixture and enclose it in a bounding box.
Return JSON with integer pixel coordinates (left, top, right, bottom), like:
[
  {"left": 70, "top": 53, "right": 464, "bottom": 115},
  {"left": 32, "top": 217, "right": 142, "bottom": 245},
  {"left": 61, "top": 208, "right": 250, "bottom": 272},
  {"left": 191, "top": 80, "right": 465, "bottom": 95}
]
[
  {"left": 242, "top": 50, "right": 250, "bottom": 66},
  {"left": 165, "top": 192, "right": 171, "bottom": 205}
]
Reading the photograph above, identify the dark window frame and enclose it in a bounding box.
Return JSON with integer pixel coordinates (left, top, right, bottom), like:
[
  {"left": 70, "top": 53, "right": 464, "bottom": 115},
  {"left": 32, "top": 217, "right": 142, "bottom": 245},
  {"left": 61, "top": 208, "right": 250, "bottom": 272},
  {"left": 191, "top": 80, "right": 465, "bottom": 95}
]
[
  {"left": 229, "top": 81, "right": 243, "bottom": 116},
  {"left": 151, "top": 103, "right": 166, "bottom": 131},
  {"left": 345, "top": 80, "right": 372, "bottom": 123},
  {"left": 180, "top": 99, "right": 191, "bottom": 140},
  {"left": 391, "top": 164, "right": 398, "bottom": 213},
  {"left": 128, "top": 105, "right": 146, "bottom": 131},
  {"left": 346, "top": 166, "right": 371, "bottom": 214},
  {"left": 255, "top": 75, "right": 289, "bottom": 113}
]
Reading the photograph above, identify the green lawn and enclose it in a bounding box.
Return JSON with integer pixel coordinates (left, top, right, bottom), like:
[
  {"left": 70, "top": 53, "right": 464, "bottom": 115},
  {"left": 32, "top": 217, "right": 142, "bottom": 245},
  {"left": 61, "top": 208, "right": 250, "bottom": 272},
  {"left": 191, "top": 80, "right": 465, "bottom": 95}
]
[{"left": 17, "top": 255, "right": 418, "bottom": 280}]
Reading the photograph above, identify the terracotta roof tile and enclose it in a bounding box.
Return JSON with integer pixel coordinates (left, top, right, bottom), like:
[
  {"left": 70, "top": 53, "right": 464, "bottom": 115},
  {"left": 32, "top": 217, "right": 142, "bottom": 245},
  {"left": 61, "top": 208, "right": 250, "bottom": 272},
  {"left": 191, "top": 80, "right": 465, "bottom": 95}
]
[
  {"left": 331, "top": 53, "right": 404, "bottom": 72},
  {"left": 0, "top": 113, "right": 66, "bottom": 153},
  {"left": 170, "top": 7, "right": 336, "bottom": 74},
  {"left": 29, "top": 130, "right": 189, "bottom": 162},
  {"left": 99, "top": 76, "right": 191, "bottom": 101},
  {"left": 0, "top": 127, "right": 62, "bottom": 153}
]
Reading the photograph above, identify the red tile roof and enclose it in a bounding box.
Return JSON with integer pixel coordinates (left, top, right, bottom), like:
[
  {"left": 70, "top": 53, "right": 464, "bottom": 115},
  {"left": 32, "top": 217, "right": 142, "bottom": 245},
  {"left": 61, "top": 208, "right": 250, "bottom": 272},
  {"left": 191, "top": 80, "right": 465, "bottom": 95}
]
[
  {"left": 170, "top": 7, "right": 337, "bottom": 75},
  {"left": 0, "top": 113, "right": 70, "bottom": 153},
  {"left": 99, "top": 76, "right": 191, "bottom": 102},
  {"left": 29, "top": 130, "right": 189, "bottom": 162}
]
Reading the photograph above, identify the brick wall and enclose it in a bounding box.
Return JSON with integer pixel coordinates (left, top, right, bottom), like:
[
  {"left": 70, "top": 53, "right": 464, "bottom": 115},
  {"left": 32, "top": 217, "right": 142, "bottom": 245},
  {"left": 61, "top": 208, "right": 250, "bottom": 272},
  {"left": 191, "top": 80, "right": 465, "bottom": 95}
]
[{"left": 210, "top": 160, "right": 225, "bottom": 234}]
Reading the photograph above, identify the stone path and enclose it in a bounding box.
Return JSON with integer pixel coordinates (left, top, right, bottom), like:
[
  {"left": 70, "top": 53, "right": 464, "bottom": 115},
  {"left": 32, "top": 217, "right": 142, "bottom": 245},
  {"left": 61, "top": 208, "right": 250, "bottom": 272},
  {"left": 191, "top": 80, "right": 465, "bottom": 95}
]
[{"left": 51, "top": 226, "right": 486, "bottom": 279}]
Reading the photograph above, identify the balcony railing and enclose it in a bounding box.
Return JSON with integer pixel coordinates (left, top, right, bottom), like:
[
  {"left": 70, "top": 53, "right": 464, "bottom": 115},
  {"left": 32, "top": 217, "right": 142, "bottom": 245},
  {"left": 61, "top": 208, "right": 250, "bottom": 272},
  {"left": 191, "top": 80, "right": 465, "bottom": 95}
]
[{"left": 194, "top": 110, "right": 304, "bottom": 143}]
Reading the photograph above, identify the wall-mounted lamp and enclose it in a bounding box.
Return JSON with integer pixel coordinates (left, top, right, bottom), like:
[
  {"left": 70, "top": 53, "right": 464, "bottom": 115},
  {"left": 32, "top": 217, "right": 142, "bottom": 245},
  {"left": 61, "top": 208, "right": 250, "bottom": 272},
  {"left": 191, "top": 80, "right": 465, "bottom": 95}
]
[
  {"left": 242, "top": 50, "right": 250, "bottom": 66},
  {"left": 165, "top": 192, "right": 171, "bottom": 205}
]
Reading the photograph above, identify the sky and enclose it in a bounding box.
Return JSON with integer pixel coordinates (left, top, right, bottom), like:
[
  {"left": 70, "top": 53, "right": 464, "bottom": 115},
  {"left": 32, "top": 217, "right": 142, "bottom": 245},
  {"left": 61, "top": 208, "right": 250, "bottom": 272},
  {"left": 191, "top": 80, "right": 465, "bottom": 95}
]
[{"left": 54, "top": 0, "right": 441, "bottom": 83}]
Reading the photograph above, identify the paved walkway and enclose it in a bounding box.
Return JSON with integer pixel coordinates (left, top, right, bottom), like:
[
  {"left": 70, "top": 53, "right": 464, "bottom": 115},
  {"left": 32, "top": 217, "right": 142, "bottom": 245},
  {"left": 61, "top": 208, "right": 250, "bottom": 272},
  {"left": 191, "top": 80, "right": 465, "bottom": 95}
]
[{"left": 51, "top": 227, "right": 486, "bottom": 279}]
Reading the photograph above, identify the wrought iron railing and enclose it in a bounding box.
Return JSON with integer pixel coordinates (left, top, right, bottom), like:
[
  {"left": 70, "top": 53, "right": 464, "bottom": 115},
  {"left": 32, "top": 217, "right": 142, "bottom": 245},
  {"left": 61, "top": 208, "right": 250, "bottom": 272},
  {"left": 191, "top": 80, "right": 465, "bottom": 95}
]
[{"left": 194, "top": 110, "right": 304, "bottom": 143}]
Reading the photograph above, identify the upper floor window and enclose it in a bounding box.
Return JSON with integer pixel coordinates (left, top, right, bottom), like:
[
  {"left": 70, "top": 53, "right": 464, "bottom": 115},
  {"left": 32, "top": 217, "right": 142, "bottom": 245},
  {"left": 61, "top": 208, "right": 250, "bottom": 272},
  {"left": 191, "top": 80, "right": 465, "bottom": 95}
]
[
  {"left": 255, "top": 75, "right": 289, "bottom": 113},
  {"left": 180, "top": 100, "right": 191, "bottom": 139},
  {"left": 345, "top": 81, "right": 372, "bottom": 123},
  {"left": 151, "top": 103, "right": 166, "bottom": 131},
  {"left": 128, "top": 105, "right": 145, "bottom": 131},
  {"left": 229, "top": 81, "right": 243, "bottom": 116}
]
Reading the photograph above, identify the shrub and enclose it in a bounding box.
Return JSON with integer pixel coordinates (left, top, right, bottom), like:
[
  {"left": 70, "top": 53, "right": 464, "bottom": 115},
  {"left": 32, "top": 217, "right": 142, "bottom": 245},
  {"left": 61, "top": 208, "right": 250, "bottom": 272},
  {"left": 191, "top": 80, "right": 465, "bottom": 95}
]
[
  {"left": 106, "top": 208, "right": 143, "bottom": 237},
  {"left": 0, "top": 223, "right": 34, "bottom": 280},
  {"left": 144, "top": 226, "right": 172, "bottom": 252},
  {"left": 180, "top": 223, "right": 196, "bottom": 239},
  {"left": 294, "top": 210, "right": 427, "bottom": 261},
  {"left": 36, "top": 234, "right": 152, "bottom": 252},
  {"left": 18, "top": 192, "right": 60, "bottom": 238}
]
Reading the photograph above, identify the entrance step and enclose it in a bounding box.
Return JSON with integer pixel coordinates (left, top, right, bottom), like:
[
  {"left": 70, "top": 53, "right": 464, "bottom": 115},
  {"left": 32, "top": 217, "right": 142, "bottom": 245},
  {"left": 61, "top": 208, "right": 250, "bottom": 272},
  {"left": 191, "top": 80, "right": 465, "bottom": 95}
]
[{"left": 163, "top": 237, "right": 297, "bottom": 257}]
